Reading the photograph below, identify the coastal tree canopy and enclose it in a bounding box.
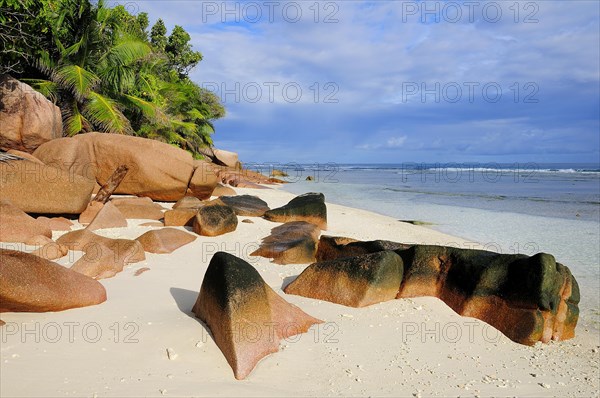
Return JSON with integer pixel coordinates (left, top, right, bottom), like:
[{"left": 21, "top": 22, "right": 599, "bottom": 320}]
[{"left": 0, "top": 0, "right": 224, "bottom": 158}]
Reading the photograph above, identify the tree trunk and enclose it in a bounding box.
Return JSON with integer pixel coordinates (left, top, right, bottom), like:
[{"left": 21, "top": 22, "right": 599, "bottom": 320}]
[{"left": 92, "top": 165, "right": 129, "bottom": 204}]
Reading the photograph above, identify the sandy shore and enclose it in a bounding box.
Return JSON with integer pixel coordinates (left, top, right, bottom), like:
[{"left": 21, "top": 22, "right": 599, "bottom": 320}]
[{"left": 1, "top": 187, "right": 598, "bottom": 397}]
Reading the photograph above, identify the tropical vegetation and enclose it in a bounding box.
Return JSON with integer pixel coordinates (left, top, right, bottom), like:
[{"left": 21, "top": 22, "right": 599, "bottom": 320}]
[{"left": 0, "top": 0, "right": 224, "bottom": 157}]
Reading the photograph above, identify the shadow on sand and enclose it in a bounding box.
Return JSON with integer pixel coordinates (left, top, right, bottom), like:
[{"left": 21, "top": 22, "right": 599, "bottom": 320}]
[{"left": 169, "top": 287, "right": 214, "bottom": 340}]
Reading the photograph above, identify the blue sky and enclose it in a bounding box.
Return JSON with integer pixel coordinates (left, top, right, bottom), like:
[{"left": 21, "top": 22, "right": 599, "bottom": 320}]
[{"left": 126, "top": 1, "right": 599, "bottom": 164}]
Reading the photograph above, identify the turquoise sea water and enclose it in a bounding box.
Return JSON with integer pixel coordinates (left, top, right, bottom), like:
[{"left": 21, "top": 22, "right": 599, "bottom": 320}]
[{"left": 269, "top": 162, "right": 600, "bottom": 328}]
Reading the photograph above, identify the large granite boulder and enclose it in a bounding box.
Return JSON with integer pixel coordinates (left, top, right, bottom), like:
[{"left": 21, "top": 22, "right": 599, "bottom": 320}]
[
  {"left": 0, "top": 76, "right": 62, "bottom": 153},
  {"left": 192, "top": 252, "right": 322, "bottom": 379},
  {"left": 57, "top": 229, "right": 145, "bottom": 279},
  {"left": 188, "top": 161, "right": 218, "bottom": 199},
  {"left": 193, "top": 199, "right": 238, "bottom": 237},
  {"left": 35, "top": 216, "right": 73, "bottom": 232},
  {"left": 0, "top": 201, "right": 52, "bottom": 242},
  {"left": 395, "top": 245, "right": 580, "bottom": 345},
  {"left": 135, "top": 228, "right": 196, "bottom": 254},
  {"left": 172, "top": 195, "right": 203, "bottom": 210},
  {"left": 0, "top": 249, "right": 106, "bottom": 312},
  {"left": 30, "top": 241, "right": 69, "bottom": 261},
  {"left": 219, "top": 195, "right": 270, "bottom": 217},
  {"left": 86, "top": 202, "right": 128, "bottom": 231},
  {"left": 5, "top": 149, "right": 44, "bottom": 164},
  {"left": 164, "top": 208, "right": 197, "bottom": 227},
  {"left": 0, "top": 159, "right": 95, "bottom": 214},
  {"left": 251, "top": 221, "right": 320, "bottom": 264},
  {"left": 286, "top": 235, "right": 580, "bottom": 345},
  {"left": 213, "top": 148, "right": 240, "bottom": 168},
  {"left": 212, "top": 183, "right": 236, "bottom": 197},
  {"left": 285, "top": 251, "right": 404, "bottom": 307},
  {"left": 33, "top": 132, "right": 195, "bottom": 201},
  {"left": 263, "top": 193, "right": 327, "bottom": 229},
  {"left": 214, "top": 166, "right": 283, "bottom": 188},
  {"left": 79, "top": 202, "right": 104, "bottom": 224},
  {"left": 316, "top": 235, "right": 411, "bottom": 261},
  {"left": 110, "top": 197, "right": 165, "bottom": 220}
]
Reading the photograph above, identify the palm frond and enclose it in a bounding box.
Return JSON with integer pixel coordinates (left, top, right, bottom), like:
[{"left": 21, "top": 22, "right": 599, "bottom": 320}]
[
  {"left": 171, "top": 119, "right": 198, "bottom": 134},
  {"left": 185, "top": 108, "right": 206, "bottom": 121},
  {"left": 99, "top": 64, "right": 136, "bottom": 94},
  {"left": 63, "top": 34, "right": 86, "bottom": 58},
  {"left": 63, "top": 102, "right": 88, "bottom": 136},
  {"left": 21, "top": 79, "right": 59, "bottom": 103},
  {"left": 53, "top": 65, "right": 99, "bottom": 100},
  {"left": 83, "top": 92, "right": 132, "bottom": 134},
  {"left": 123, "top": 94, "right": 169, "bottom": 125},
  {"left": 102, "top": 37, "right": 151, "bottom": 67},
  {"left": 35, "top": 51, "right": 56, "bottom": 75}
]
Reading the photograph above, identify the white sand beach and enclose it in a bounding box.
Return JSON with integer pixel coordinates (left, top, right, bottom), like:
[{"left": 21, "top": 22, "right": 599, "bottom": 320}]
[{"left": 1, "top": 187, "right": 598, "bottom": 397}]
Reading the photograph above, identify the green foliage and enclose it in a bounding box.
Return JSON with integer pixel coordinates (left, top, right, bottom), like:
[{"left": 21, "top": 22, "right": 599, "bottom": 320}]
[
  {"left": 3, "top": 0, "right": 225, "bottom": 156},
  {"left": 150, "top": 19, "right": 167, "bottom": 51},
  {"left": 165, "top": 25, "right": 202, "bottom": 78}
]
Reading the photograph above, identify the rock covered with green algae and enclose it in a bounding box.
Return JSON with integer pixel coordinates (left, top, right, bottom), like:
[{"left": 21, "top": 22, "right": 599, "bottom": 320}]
[
  {"left": 263, "top": 192, "right": 327, "bottom": 230},
  {"left": 285, "top": 250, "right": 404, "bottom": 307},
  {"left": 287, "top": 235, "right": 580, "bottom": 346},
  {"left": 251, "top": 221, "right": 320, "bottom": 264},
  {"left": 192, "top": 252, "right": 322, "bottom": 380}
]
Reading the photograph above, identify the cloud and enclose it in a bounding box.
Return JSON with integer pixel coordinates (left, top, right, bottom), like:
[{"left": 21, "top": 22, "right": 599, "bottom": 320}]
[
  {"left": 118, "top": 0, "right": 600, "bottom": 163},
  {"left": 357, "top": 135, "right": 407, "bottom": 150}
]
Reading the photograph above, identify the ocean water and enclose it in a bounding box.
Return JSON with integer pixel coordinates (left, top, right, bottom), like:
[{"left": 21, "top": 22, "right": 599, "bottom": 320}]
[{"left": 271, "top": 163, "right": 600, "bottom": 328}]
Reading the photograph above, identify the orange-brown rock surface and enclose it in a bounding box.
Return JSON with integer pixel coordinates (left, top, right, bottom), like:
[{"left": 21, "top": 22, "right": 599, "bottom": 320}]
[
  {"left": 251, "top": 221, "right": 320, "bottom": 264},
  {"left": 135, "top": 228, "right": 196, "bottom": 254},
  {"left": 286, "top": 236, "right": 580, "bottom": 346},
  {"left": 263, "top": 192, "right": 327, "bottom": 229},
  {"left": 57, "top": 229, "right": 145, "bottom": 279},
  {"left": 0, "top": 249, "right": 106, "bottom": 312},
  {"left": 284, "top": 250, "right": 404, "bottom": 307},
  {"left": 192, "top": 252, "right": 322, "bottom": 379},
  {"left": 192, "top": 199, "right": 237, "bottom": 237}
]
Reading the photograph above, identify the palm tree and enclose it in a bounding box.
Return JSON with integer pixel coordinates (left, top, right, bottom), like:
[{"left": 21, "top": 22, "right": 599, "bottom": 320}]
[
  {"left": 19, "top": 0, "right": 225, "bottom": 158},
  {"left": 24, "top": 0, "right": 152, "bottom": 136}
]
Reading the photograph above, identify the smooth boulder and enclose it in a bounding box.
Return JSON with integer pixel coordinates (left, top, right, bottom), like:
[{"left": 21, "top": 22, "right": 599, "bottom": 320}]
[
  {"left": 212, "top": 183, "right": 236, "bottom": 197},
  {"left": 31, "top": 242, "right": 69, "bottom": 261},
  {"left": 284, "top": 251, "right": 404, "bottom": 307},
  {"left": 0, "top": 76, "right": 62, "bottom": 153},
  {"left": 135, "top": 228, "right": 196, "bottom": 254},
  {"left": 251, "top": 221, "right": 320, "bottom": 264},
  {"left": 316, "top": 235, "right": 410, "bottom": 262},
  {"left": 219, "top": 195, "right": 270, "bottom": 217},
  {"left": 188, "top": 161, "right": 218, "bottom": 200},
  {"left": 172, "top": 195, "right": 203, "bottom": 210},
  {"left": 57, "top": 229, "right": 145, "bottom": 279},
  {"left": 33, "top": 132, "right": 195, "bottom": 201},
  {"left": 164, "top": 208, "right": 197, "bottom": 227},
  {"left": 86, "top": 202, "right": 128, "bottom": 231},
  {"left": 0, "top": 201, "right": 52, "bottom": 243},
  {"left": 36, "top": 216, "right": 73, "bottom": 232},
  {"left": 212, "top": 148, "right": 240, "bottom": 168},
  {"left": 395, "top": 245, "right": 580, "bottom": 345},
  {"left": 263, "top": 193, "right": 327, "bottom": 229},
  {"left": 193, "top": 200, "right": 238, "bottom": 237},
  {"left": 192, "top": 252, "right": 322, "bottom": 379},
  {"left": 0, "top": 249, "right": 106, "bottom": 312},
  {"left": 0, "top": 159, "right": 95, "bottom": 214}
]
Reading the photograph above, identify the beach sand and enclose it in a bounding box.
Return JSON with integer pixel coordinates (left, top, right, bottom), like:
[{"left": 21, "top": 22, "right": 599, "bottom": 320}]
[{"left": 1, "top": 187, "right": 598, "bottom": 397}]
